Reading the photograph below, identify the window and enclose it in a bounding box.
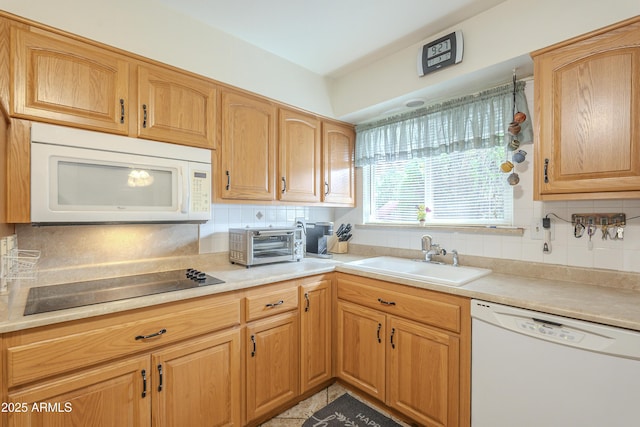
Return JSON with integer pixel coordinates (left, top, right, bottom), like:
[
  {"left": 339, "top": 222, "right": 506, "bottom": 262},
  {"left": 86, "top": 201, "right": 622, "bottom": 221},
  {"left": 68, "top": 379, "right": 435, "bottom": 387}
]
[
  {"left": 363, "top": 146, "right": 513, "bottom": 225},
  {"left": 357, "top": 81, "right": 531, "bottom": 227}
]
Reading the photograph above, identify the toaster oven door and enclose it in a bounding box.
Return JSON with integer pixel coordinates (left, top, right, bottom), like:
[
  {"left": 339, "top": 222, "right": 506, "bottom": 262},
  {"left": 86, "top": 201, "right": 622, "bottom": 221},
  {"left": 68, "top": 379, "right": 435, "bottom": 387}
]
[{"left": 251, "top": 231, "right": 295, "bottom": 264}]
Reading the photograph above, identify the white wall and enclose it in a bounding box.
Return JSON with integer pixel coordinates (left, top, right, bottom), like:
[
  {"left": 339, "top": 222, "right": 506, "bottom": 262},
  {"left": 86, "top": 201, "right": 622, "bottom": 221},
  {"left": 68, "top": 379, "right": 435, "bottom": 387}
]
[
  {"left": 330, "top": 0, "right": 640, "bottom": 122},
  {"left": 0, "top": 0, "right": 335, "bottom": 117}
]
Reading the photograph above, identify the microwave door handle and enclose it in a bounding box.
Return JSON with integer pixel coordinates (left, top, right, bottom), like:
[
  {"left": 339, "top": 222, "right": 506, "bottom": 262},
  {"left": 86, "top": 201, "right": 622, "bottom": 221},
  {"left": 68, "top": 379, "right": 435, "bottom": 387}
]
[{"left": 179, "top": 166, "right": 189, "bottom": 214}]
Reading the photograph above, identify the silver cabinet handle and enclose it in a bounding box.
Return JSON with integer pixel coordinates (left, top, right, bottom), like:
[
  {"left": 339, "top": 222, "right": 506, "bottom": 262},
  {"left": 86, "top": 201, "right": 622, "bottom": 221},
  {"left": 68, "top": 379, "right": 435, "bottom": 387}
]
[
  {"left": 135, "top": 328, "right": 167, "bottom": 340},
  {"left": 141, "top": 369, "right": 147, "bottom": 398},
  {"left": 250, "top": 335, "right": 256, "bottom": 357},
  {"left": 265, "top": 300, "right": 284, "bottom": 308},
  {"left": 142, "top": 104, "right": 148, "bottom": 128},
  {"left": 544, "top": 158, "right": 549, "bottom": 183},
  {"left": 119, "top": 98, "right": 125, "bottom": 124},
  {"left": 157, "top": 364, "right": 163, "bottom": 392}
]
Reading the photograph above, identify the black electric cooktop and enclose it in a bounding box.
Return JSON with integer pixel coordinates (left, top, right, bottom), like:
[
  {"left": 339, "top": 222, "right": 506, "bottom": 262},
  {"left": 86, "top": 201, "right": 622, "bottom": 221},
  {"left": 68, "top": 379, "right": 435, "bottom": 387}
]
[{"left": 23, "top": 269, "right": 225, "bottom": 316}]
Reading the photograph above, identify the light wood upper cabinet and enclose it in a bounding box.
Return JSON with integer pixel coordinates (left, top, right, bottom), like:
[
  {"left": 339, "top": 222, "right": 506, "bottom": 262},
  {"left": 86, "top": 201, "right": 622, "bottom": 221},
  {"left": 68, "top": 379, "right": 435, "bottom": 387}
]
[
  {"left": 5, "top": 120, "right": 30, "bottom": 224},
  {"left": 278, "top": 108, "right": 322, "bottom": 203},
  {"left": 322, "top": 121, "right": 355, "bottom": 206},
  {"left": 137, "top": 65, "right": 217, "bottom": 149},
  {"left": 533, "top": 17, "right": 640, "bottom": 200},
  {"left": 10, "top": 25, "right": 217, "bottom": 149},
  {"left": 11, "top": 26, "right": 130, "bottom": 134},
  {"left": 218, "top": 100, "right": 356, "bottom": 205},
  {"left": 218, "top": 89, "right": 277, "bottom": 201}
]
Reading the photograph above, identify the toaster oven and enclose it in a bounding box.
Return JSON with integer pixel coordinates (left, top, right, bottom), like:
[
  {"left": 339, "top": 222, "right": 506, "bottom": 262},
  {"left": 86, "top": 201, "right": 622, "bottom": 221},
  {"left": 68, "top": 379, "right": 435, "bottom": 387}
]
[{"left": 229, "top": 227, "right": 303, "bottom": 267}]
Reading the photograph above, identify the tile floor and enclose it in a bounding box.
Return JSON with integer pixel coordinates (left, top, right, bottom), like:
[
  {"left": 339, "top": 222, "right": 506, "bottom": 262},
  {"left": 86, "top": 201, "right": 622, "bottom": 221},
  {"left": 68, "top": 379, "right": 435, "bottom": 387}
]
[{"left": 259, "top": 383, "right": 411, "bottom": 426}]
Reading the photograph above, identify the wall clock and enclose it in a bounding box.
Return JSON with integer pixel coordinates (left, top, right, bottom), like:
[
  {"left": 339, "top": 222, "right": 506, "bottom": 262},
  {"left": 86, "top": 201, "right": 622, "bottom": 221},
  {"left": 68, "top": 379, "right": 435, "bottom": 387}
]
[{"left": 417, "top": 30, "right": 463, "bottom": 76}]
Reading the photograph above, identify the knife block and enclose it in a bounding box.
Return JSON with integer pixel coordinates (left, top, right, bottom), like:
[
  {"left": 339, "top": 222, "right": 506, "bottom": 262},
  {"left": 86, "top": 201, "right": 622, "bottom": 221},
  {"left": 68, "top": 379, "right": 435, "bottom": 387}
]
[
  {"left": 334, "top": 242, "right": 348, "bottom": 253},
  {"left": 329, "top": 236, "right": 348, "bottom": 254}
]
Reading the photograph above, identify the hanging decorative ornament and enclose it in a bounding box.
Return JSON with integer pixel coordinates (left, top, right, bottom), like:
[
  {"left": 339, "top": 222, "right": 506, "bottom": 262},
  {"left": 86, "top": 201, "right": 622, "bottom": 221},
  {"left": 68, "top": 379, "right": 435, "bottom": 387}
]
[
  {"left": 508, "top": 121, "right": 522, "bottom": 136},
  {"left": 504, "top": 69, "right": 526, "bottom": 186},
  {"left": 513, "top": 111, "right": 527, "bottom": 123}
]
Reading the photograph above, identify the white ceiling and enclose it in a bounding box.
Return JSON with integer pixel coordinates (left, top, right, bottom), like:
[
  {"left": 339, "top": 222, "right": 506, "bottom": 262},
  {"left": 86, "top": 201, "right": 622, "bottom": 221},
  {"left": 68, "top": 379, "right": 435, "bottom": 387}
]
[{"left": 155, "top": 0, "right": 507, "bottom": 77}]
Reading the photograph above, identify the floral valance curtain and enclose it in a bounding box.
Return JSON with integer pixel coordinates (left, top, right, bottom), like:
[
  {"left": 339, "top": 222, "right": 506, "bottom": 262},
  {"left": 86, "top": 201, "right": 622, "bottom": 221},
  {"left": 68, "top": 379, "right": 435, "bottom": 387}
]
[{"left": 355, "top": 81, "right": 533, "bottom": 167}]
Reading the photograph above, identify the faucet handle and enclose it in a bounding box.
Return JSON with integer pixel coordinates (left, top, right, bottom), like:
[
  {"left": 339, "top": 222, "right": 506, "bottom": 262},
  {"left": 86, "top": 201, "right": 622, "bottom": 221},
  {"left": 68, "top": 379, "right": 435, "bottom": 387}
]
[
  {"left": 451, "top": 249, "right": 459, "bottom": 267},
  {"left": 421, "top": 234, "right": 433, "bottom": 251}
]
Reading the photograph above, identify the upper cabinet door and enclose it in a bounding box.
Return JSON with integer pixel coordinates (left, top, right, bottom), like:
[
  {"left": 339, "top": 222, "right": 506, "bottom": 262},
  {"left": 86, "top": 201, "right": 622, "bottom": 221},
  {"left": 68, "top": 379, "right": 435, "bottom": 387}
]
[
  {"left": 137, "top": 65, "right": 217, "bottom": 149},
  {"left": 278, "top": 108, "right": 321, "bottom": 203},
  {"left": 11, "top": 26, "right": 130, "bottom": 134},
  {"left": 322, "top": 121, "right": 355, "bottom": 206},
  {"left": 533, "top": 17, "right": 640, "bottom": 199},
  {"left": 218, "top": 89, "right": 277, "bottom": 201}
]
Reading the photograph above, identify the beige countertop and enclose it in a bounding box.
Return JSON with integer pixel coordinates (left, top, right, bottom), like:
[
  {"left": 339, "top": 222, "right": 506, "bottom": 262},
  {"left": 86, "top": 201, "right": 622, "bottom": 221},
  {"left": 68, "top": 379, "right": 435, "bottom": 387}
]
[
  {"left": 336, "top": 264, "right": 640, "bottom": 332},
  {"left": 0, "top": 256, "right": 339, "bottom": 333},
  {"left": 1, "top": 252, "right": 639, "bottom": 333}
]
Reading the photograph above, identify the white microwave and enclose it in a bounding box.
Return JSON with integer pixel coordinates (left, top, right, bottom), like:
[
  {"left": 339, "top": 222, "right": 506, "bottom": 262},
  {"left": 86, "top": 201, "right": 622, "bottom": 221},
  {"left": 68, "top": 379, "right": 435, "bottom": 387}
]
[{"left": 30, "top": 123, "right": 212, "bottom": 225}]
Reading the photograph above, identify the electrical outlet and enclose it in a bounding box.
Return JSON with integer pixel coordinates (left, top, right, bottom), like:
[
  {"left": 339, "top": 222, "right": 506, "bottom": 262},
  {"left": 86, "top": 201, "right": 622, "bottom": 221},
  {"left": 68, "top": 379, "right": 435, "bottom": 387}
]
[
  {"left": 531, "top": 218, "right": 554, "bottom": 240},
  {"left": 530, "top": 219, "right": 543, "bottom": 240}
]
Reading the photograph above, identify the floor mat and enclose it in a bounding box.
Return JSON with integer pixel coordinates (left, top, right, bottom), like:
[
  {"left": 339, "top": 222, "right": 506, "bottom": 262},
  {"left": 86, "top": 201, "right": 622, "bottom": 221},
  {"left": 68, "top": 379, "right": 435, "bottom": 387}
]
[{"left": 302, "top": 393, "right": 402, "bottom": 427}]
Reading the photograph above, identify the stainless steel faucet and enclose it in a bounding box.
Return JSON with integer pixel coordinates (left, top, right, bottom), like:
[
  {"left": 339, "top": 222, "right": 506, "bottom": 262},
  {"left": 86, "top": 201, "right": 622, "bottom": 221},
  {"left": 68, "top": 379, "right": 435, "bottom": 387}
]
[{"left": 421, "top": 234, "right": 446, "bottom": 262}]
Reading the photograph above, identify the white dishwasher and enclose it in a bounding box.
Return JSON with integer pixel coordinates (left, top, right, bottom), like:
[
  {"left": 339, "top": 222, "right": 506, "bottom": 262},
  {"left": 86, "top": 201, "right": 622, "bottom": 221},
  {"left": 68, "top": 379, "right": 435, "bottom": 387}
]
[{"left": 471, "top": 299, "right": 640, "bottom": 427}]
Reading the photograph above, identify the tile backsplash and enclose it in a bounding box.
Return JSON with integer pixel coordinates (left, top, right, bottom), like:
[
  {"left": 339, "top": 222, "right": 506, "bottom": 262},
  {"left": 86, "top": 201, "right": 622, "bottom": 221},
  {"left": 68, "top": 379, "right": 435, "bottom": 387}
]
[
  {"left": 334, "top": 163, "right": 640, "bottom": 274},
  {"left": 16, "top": 223, "right": 200, "bottom": 271},
  {"left": 14, "top": 204, "right": 335, "bottom": 272},
  {"left": 12, "top": 195, "right": 640, "bottom": 276},
  {"left": 198, "top": 204, "right": 335, "bottom": 253}
]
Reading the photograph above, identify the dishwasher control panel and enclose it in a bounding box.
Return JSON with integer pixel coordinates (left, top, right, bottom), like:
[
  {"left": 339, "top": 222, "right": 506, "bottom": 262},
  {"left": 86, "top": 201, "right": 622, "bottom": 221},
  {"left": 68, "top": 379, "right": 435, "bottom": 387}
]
[
  {"left": 471, "top": 299, "right": 640, "bottom": 360},
  {"left": 516, "top": 319, "right": 585, "bottom": 343}
]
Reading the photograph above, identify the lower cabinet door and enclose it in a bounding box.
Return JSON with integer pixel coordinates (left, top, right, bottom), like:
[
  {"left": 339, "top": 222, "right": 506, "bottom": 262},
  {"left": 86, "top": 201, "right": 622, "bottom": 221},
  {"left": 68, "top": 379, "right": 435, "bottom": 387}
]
[
  {"left": 6, "top": 356, "right": 150, "bottom": 427},
  {"left": 336, "top": 301, "right": 386, "bottom": 401},
  {"left": 387, "top": 316, "right": 460, "bottom": 427},
  {"left": 300, "top": 278, "right": 332, "bottom": 393},
  {"left": 152, "top": 329, "right": 241, "bottom": 427},
  {"left": 246, "top": 311, "right": 299, "bottom": 422}
]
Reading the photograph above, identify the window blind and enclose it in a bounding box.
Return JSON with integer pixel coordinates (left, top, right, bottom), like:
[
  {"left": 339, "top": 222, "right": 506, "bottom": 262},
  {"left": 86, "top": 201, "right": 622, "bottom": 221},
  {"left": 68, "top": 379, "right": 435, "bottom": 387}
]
[
  {"left": 365, "top": 145, "right": 512, "bottom": 225},
  {"left": 360, "top": 81, "right": 529, "bottom": 226}
]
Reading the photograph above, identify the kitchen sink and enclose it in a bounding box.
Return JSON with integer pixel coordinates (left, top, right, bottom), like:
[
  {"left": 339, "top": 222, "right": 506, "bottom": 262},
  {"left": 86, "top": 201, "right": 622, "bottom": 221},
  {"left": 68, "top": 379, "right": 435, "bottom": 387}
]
[{"left": 342, "top": 256, "right": 491, "bottom": 286}]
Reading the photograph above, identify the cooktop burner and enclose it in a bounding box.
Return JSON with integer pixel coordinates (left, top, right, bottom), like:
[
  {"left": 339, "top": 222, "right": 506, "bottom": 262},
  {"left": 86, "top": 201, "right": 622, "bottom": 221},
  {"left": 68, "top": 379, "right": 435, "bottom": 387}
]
[{"left": 24, "top": 269, "right": 225, "bottom": 316}]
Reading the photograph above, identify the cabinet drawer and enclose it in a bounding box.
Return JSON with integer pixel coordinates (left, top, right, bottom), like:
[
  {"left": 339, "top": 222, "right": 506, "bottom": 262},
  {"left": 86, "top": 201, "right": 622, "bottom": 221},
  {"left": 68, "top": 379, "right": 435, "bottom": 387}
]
[
  {"left": 245, "top": 286, "right": 299, "bottom": 322},
  {"left": 337, "top": 276, "right": 462, "bottom": 333},
  {"left": 6, "top": 297, "right": 240, "bottom": 387}
]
